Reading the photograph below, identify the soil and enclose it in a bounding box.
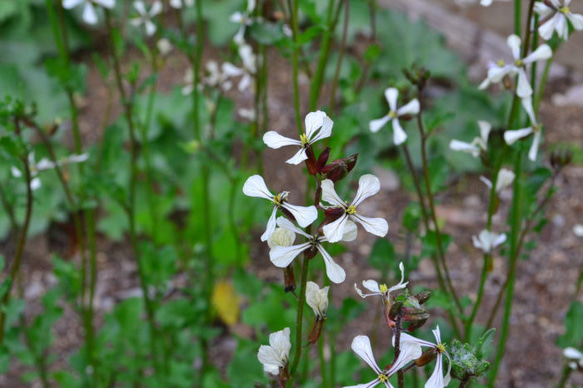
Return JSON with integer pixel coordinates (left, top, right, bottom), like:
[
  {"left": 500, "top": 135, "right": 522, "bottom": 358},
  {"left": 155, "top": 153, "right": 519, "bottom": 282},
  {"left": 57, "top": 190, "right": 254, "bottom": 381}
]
[{"left": 2, "top": 2, "right": 583, "bottom": 387}]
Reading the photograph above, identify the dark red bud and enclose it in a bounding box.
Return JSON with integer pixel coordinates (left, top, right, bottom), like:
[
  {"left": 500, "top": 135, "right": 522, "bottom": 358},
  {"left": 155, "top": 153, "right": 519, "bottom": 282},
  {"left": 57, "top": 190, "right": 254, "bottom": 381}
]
[
  {"left": 414, "top": 291, "right": 432, "bottom": 305},
  {"left": 283, "top": 265, "right": 296, "bottom": 293},
  {"left": 307, "top": 318, "right": 325, "bottom": 344},
  {"left": 305, "top": 146, "right": 318, "bottom": 175},
  {"left": 320, "top": 154, "right": 358, "bottom": 182},
  {"left": 317, "top": 147, "right": 331, "bottom": 172}
]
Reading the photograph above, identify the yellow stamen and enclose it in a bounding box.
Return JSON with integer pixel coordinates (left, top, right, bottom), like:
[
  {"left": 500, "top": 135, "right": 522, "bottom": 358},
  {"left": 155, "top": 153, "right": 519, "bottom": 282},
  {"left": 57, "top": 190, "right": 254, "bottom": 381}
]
[
  {"left": 436, "top": 343, "right": 446, "bottom": 354},
  {"left": 496, "top": 59, "right": 505, "bottom": 67},
  {"left": 346, "top": 205, "right": 357, "bottom": 215},
  {"left": 379, "top": 284, "right": 389, "bottom": 294},
  {"left": 300, "top": 133, "right": 309, "bottom": 146},
  {"left": 378, "top": 374, "right": 389, "bottom": 383},
  {"left": 388, "top": 111, "right": 398, "bottom": 118},
  {"left": 273, "top": 194, "right": 283, "bottom": 206},
  {"left": 559, "top": 6, "right": 570, "bottom": 14},
  {"left": 514, "top": 59, "right": 524, "bottom": 67}
]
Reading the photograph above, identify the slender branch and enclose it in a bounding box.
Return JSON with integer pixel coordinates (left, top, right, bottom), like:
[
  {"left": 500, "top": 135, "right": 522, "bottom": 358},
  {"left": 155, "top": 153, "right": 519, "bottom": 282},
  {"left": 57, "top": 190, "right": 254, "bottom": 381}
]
[{"left": 329, "top": 0, "right": 349, "bottom": 112}]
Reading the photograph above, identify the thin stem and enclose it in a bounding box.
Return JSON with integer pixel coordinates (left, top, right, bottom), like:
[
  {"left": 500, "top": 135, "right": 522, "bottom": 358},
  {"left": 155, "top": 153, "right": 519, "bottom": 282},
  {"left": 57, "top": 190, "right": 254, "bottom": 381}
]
[
  {"left": 309, "top": 0, "right": 337, "bottom": 110},
  {"left": 288, "top": 0, "right": 302, "bottom": 134},
  {"left": 329, "top": 0, "right": 349, "bottom": 112},
  {"left": 557, "top": 364, "right": 573, "bottom": 388},
  {"left": 288, "top": 255, "right": 311, "bottom": 386},
  {"left": 534, "top": 57, "right": 553, "bottom": 112},
  {"left": 318, "top": 331, "right": 327, "bottom": 388},
  {"left": 0, "top": 123, "right": 34, "bottom": 347}
]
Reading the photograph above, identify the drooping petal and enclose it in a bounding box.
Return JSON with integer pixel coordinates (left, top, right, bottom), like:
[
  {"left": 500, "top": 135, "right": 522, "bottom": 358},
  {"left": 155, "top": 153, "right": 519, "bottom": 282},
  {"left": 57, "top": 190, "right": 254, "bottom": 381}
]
[
  {"left": 243, "top": 175, "right": 273, "bottom": 200},
  {"left": 523, "top": 44, "right": 552, "bottom": 64},
  {"left": 556, "top": 13, "right": 569, "bottom": 39},
  {"left": 391, "top": 119, "right": 408, "bottom": 145},
  {"left": 494, "top": 233, "right": 507, "bottom": 247},
  {"left": 487, "top": 65, "right": 514, "bottom": 83},
  {"left": 343, "top": 380, "right": 382, "bottom": 388},
  {"left": 261, "top": 207, "right": 278, "bottom": 242},
  {"left": 229, "top": 11, "right": 243, "bottom": 23},
  {"left": 507, "top": 34, "right": 522, "bottom": 60},
  {"left": 528, "top": 130, "right": 542, "bottom": 162},
  {"left": 10, "top": 166, "right": 22, "bottom": 178},
  {"left": 281, "top": 203, "right": 318, "bottom": 228},
  {"left": 397, "top": 99, "right": 420, "bottom": 116},
  {"left": 269, "top": 242, "right": 311, "bottom": 267},
  {"left": 432, "top": 326, "right": 442, "bottom": 344},
  {"left": 361, "top": 279, "right": 382, "bottom": 294},
  {"left": 516, "top": 69, "right": 533, "bottom": 98},
  {"left": 387, "top": 340, "right": 423, "bottom": 375},
  {"left": 533, "top": 2, "right": 553, "bottom": 19},
  {"left": 425, "top": 354, "right": 446, "bottom": 388},
  {"left": 30, "top": 177, "right": 42, "bottom": 191},
  {"left": 322, "top": 214, "right": 349, "bottom": 243},
  {"left": 568, "top": 13, "right": 583, "bottom": 31},
  {"left": 269, "top": 327, "right": 291, "bottom": 357},
  {"left": 352, "top": 174, "right": 381, "bottom": 207},
  {"left": 479, "top": 176, "right": 493, "bottom": 189},
  {"left": 495, "top": 168, "right": 515, "bottom": 193},
  {"left": 276, "top": 216, "right": 311, "bottom": 239},
  {"left": 351, "top": 336, "right": 382, "bottom": 374},
  {"left": 304, "top": 110, "right": 327, "bottom": 139},
  {"left": 398, "top": 332, "right": 436, "bottom": 348},
  {"left": 352, "top": 214, "right": 389, "bottom": 238},
  {"left": 263, "top": 131, "right": 301, "bottom": 149},
  {"left": 521, "top": 96, "right": 537, "bottom": 125},
  {"left": 478, "top": 120, "right": 492, "bottom": 145},
  {"left": 285, "top": 148, "right": 309, "bottom": 165},
  {"left": 388, "top": 262, "right": 409, "bottom": 295},
  {"left": 257, "top": 345, "right": 285, "bottom": 372},
  {"left": 82, "top": 2, "right": 98, "bottom": 24},
  {"left": 504, "top": 127, "right": 533, "bottom": 145},
  {"left": 316, "top": 245, "right": 346, "bottom": 283},
  {"left": 369, "top": 115, "right": 391, "bottom": 133},
  {"left": 384, "top": 88, "right": 398, "bottom": 112},
  {"left": 222, "top": 62, "right": 244, "bottom": 77},
  {"left": 320, "top": 179, "right": 346, "bottom": 207}
]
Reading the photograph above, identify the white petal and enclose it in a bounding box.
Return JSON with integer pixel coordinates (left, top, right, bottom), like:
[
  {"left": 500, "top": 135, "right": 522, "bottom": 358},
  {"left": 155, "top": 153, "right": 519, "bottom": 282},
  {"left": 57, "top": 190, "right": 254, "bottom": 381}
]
[
  {"left": 523, "top": 45, "right": 552, "bottom": 64},
  {"left": 222, "top": 62, "right": 244, "bottom": 77},
  {"left": 425, "top": 354, "right": 445, "bottom": 388},
  {"left": 516, "top": 69, "right": 533, "bottom": 98},
  {"left": 564, "top": 347, "right": 583, "bottom": 360},
  {"left": 487, "top": 65, "right": 513, "bottom": 83},
  {"left": 304, "top": 110, "right": 327, "bottom": 139},
  {"left": 145, "top": 20, "right": 157, "bottom": 36},
  {"left": 229, "top": 11, "right": 243, "bottom": 23},
  {"left": 269, "top": 242, "right": 310, "bottom": 267},
  {"left": 306, "top": 282, "right": 329, "bottom": 317},
  {"left": 507, "top": 34, "right": 522, "bottom": 60},
  {"left": 322, "top": 214, "right": 349, "bottom": 243},
  {"left": 528, "top": 130, "right": 542, "bottom": 162},
  {"left": 361, "top": 279, "right": 381, "bottom": 294},
  {"left": 478, "top": 121, "right": 492, "bottom": 145},
  {"left": 67, "top": 153, "right": 89, "bottom": 164},
  {"left": 479, "top": 176, "right": 493, "bottom": 189},
  {"left": 281, "top": 203, "right": 318, "bottom": 228},
  {"left": 269, "top": 327, "right": 291, "bottom": 356},
  {"left": 352, "top": 214, "right": 389, "bottom": 238},
  {"left": 432, "top": 326, "right": 442, "bottom": 344},
  {"left": 94, "top": 0, "right": 115, "bottom": 8},
  {"left": 472, "top": 235, "right": 483, "bottom": 250},
  {"left": 384, "top": 88, "right": 398, "bottom": 112},
  {"left": 351, "top": 336, "right": 382, "bottom": 374},
  {"left": 63, "top": 0, "right": 84, "bottom": 9},
  {"left": 478, "top": 77, "right": 491, "bottom": 90},
  {"left": 538, "top": 14, "right": 560, "bottom": 40},
  {"left": 493, "top": 233, "right": 507, "bottom": 247},
  {"left": 391, "top": 119, "right": 408, "bottom": 145},
  {"left": 30, "top": 177, "right": 42, "bottom": 191},
  {"left": 82, "top": 2, "right": 98, "bottom": 24},
  {"left": 242, "top": 175, "right": 273, "bottom": 200},
  {"left": 341, "top": 220, "right": 358, "bottom": 242},
  {"left": 11, "top": 166, "right": 22, "bottom": 178},
  {"left": 399, "top": 332, "right": 436, "bottom": 348},
  {"left": 263, "top": 131, "right": 301, "bottom": 149},
  {"left": 568, "top": 13, "right": 583, "bottom": 30},
  {"left": 397, "top": 99, "right": 420, "bottom": 116},
  {"left": 316, "top": 245, "right": 346, "bottom": 283},
  {"left": 369, "top": 115, "right": 391, "bottom": 133},
  {"left": 276, "top": 216, "right": 311, "bottom": 239},
  {"left": 261, "top": 207, "right": 278, "bottom": 242},
  {"left": 504, "top": 127, "right": 533, "bottom": 145},
  {"left": 320, "top": 179, "right": 346, "bottom": 207},
  {"left": 310, "top": 116, "right": 334, "bottom": 144},
  {"left": 238, "top": 74, "right": 251, "bottom": 92},
  {"left": 534, "top": 2, "right": 553, "bottom": 19},
  {"left": 285, "top": 148, "right": 309, "bottom": 165},
  {"left": 150, "top": 1, "right": 163, "bottom": 16},
  {"left": 496, "top": 168, "right": 515, "bottom": 192},
  {"left": 133, "top": 1, "right": 147, "bottom": 16},
  {"left": 258, "top": 345, "right": 284, "bottom": 370},
  {"left": 449, "top": 140, "right": 479, "bottom": 154},
  {"left": 170, "top": 0, "right": 182, "bottom": 8},
  {"left": 352, "top": 174, "right": 381, "bottom": 207},
  {"left": 521, "top": 96, "right": 537, "bottom": 125},
  {"left": 557, "top": 14, "right": 569, "bottom": 39},
  {"left": 387, "top": 340, "right": 423, "bottom": 375}
]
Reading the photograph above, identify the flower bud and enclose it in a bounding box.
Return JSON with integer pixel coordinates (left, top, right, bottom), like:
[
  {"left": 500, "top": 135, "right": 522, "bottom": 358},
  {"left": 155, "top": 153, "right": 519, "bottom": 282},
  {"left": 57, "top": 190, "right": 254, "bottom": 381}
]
[
  {"left": 268, "top": 227, "right": 296, "bottom": 249},
  {"left": 414, "top": 290, "right": 431, "bottom": 305},
  {"left": 449, "top": 339, "right": 490, "bottom": 381},
  {"left": 306, "top": 281, "right": 329, "bottom": 319},
  {"left": 320, "top": 154, "right": 358, "bottom": 182},
  {"left": 550, "top": 148, "right": 572, "bottom": 171},
  {"left": 283, "top": 265, "right": 296, "bottom": 293}
]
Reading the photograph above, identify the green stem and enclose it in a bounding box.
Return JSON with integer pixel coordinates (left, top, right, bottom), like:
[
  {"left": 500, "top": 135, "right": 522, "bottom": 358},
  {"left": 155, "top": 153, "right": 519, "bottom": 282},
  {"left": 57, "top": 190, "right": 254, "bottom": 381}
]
[
  {"left": 318, "top": 333, "right": 327, "bottom": 388},
  {"left": 557, "top": 364, "right": 572, "bottom": 388},
  {"left": 105, "top": 9, "right": 159, "bottom": 373},
  {"left": 534, "top": 57, "right": 553, "bottom": 112},
  {"left": 288, "top": 256, "right": 310, "bottom": 386},
  {"left": 329, "top": 0, "right": 349, "bottom": 112},
  {"left": 288, "top": 0, "right": 302, "bottom": 134}
]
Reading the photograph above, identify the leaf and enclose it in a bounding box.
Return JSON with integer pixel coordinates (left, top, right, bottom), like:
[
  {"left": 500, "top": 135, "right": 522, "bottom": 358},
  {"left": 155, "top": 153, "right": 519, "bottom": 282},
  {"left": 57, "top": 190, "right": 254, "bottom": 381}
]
[
  {"left": 367, "top": 238, "right": 395, "bottom": 272},
  {"left": 558, "top": 301, "right": 583, "bottom": 348}
]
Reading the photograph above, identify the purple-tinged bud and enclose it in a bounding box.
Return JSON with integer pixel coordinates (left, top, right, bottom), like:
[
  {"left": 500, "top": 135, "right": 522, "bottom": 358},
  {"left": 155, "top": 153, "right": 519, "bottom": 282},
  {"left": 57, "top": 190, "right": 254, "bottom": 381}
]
[{"left": 320, "top": 153, "right": 358, "bottom": 182}]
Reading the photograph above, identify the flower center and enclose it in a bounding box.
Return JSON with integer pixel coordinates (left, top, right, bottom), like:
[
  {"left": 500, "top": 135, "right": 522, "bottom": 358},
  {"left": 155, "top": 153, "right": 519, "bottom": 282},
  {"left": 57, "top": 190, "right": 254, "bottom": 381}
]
[
  {"left": 378, "top": 373, "right": 389, "bottom": 383},
  {"left": 514, "top": 59, "right": 524, "bottom": 67},
  {"left": 559, "top": 6, "right": 570, "bottom": 14},
  {"left": 300, "top": 133, "right": 309, "bottom": 147},
  {"left": 496, "top": 59, "right": 505, "bottom": 67},
  {"left": 388, "top": 110, "right": 398, "bottom": 118},
  {"left": 273, "top": 193, "right": 285, "bottom": 206},
  {"left": 379, "top": 284, "right": 389, "bottom": 294},
  {"left": 346, "top": 205, "right": 357, "bottom": 215},
  {"left": 436, "top": 343, "right": 446, "bottom": 354}
]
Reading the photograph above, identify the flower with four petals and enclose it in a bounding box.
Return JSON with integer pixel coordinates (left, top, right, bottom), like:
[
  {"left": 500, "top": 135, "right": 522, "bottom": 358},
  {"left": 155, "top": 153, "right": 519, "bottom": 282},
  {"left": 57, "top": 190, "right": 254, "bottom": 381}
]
[{"left": 369, "top": 88, "right": 420, "bottom": 145}]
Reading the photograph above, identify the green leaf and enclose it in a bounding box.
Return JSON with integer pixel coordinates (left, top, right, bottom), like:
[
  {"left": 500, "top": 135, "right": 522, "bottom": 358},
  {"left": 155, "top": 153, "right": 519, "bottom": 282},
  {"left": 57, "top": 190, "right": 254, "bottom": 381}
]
[
  {"left": 558, "top": 301, "right": 583, "bottom": 348},
  {"left": 367, "top": 238, "right": 395, "bottom": 272}
]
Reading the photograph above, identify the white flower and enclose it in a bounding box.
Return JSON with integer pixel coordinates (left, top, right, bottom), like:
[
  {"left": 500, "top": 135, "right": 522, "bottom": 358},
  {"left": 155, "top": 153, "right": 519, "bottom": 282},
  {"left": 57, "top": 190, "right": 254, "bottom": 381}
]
[
  {"left": 242, "top": 175, "right": 318, "bottom": 242},
  {"left": 472, "top": 230, "right": 506, "bottom": 253},
  {"left": 479, "top": 35, "right": 552, "bottom": 98},
  {"left": 257, "top": 327, "right": 291, "bottom": 376},
  {"left": 12, "top": 152, "right": 88, "bottom": 191},
  {"left": 156, "top": 38, "right": 173, "bottom": 56},
  {"left": 267, "top": 227, "right": 296, "bottom": 249},
  {"left": 573, "top": 224, "right": 583, "bottom": 237},
  {"left": 230, "top": 0, "right": 256, "bottom": 45},
  {"left": 397, "top": 327, "right": 451, "bottom": 388},
  {"left": 449, "top": 121, "right": 492, "bottom": 157},
  {"left": 62, "top": 0, "right": 115, "bottom": 25},
  {"left": 306, "top": 281, "right": 329, "bottom": 319},
  {"left": 234, "top": 44, "right": 257, "bottom": 92},
  {"left": 268, "top": 217, "right": 356, "bottom": 283},
  {"left": 130, "top": 1, "right": 162, "bottom": 36},
  {"left": 454, "top": 0, "right": 510, "bottom": 6},
  {"left": 564, "top": 347, "right": 583, "bottom": 370},
  {"left": 321, "top": 174, "right": 389, "bottom": 243},
  {"left": 263, "top": 111, "right": 333, "bottom": 165},
  {"left": 480, "top": 168, "right": 515, "bottom": 194},
  {"left": 369, "top": 88, "right": 420, "bottom": 145},
  {"left": 169, "top": 0, "right": 194, "bottom": 9},
  {"left": 183, "top": 61, "right": 243, "bottom": 94},
  {"left": 535, "top": 0, "right": 583, "bottom": 40},
  {"left": 503, "top": 97, "right": 543, "bottom": 161},
  {"left": 355, "top": 262, "right": 409, "bottom": 302},
  {"left": 344, "top": 335, "right": 420, "bottom": 388}
]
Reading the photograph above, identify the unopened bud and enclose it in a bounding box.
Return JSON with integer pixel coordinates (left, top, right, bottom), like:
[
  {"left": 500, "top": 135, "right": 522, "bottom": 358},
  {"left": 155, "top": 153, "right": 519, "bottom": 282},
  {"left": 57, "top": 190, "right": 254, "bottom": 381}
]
[
  {"left": 283, "top": 265, "right": 296, "bottom": 293},
  {"left": 415, "top": 348, "right": 437, "bottom": 367},
  {"left": 414, "top": 291, "right": 431, "bottom": 305},
  {"left": 550, "top": 148, "right": 572, "bottom": 171},
  {"left": 307, "top": 317, "right": 325, "bottom": 344},
  {"left": 268, "top": 227, "right": 295, "bottom": 249},
  {"left": 320, "top": 153, "right": 358, "bottom": 182}
]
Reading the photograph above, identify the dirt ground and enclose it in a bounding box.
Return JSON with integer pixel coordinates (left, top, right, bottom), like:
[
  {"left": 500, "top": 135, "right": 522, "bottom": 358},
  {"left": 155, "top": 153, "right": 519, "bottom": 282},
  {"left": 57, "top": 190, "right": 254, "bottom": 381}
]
[{"left": 2, "top": 2, "right": 583, "bottom": 387}]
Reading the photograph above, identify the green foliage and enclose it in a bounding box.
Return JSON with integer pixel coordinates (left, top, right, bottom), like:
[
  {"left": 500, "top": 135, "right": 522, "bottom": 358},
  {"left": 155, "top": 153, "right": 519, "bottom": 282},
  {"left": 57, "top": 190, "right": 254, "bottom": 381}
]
[{"left": 558, "top": 301, "right": 583, "bottom": 348}]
